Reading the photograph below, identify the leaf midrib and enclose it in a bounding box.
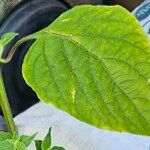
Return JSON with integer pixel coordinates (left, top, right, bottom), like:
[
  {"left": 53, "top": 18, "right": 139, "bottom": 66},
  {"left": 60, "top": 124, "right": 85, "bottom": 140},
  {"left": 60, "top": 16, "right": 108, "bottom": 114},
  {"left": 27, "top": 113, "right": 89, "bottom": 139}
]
[{"left": 46, "top": 32, "right": 150, "bottom": 57}]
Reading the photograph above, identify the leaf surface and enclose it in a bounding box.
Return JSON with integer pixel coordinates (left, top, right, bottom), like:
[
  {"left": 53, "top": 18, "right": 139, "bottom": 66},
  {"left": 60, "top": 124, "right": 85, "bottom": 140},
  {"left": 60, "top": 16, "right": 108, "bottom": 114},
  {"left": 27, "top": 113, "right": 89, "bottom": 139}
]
[
  {"left": 0, "top": 131, "right": 36, "bottom": 150},
  {"left": 20, "top": 133, "right": 37, "bottom": 147},
  {"left": 0, "top": 131, "right": 12, "bottom": 141},
  {"left": 23, "top": 5, "right": 150, "bottom": 135},
  {"left": 35, "top": 140, "right": 42, "bottom": 150},
  {"left": 41, "top": 128, "right": 51, "bottom": 150},
  {"left": 0, "top": 32, "right": 18, "bottom": 46},
  {"left": 0, "top": 140, "right": 27, "bottom": 150}
]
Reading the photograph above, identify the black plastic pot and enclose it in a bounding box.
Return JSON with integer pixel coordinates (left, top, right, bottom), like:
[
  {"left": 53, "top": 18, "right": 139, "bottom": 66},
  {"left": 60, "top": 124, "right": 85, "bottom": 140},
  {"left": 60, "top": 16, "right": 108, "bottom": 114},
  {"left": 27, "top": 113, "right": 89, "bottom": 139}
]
[{"left": 0, "top": 0, "right": 69, "bottom": 116}]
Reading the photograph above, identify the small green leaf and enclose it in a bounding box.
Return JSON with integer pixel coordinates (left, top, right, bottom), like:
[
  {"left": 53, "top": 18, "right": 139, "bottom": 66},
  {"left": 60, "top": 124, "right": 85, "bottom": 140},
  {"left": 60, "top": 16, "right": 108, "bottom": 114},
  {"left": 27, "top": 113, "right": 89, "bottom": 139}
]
[
  {"left": 34, "top": 128, "right": 65, "bottom": 150},
  {"left": 35, "top": 140, "right": 42, "bottom": 150},
  {"left": 0, "top": 32, "right": 18, "bottom": 46},
  {"left": 41, "top": 128, "right": 51, "bottom": 150},
  {"left": 0, "top": 140, "right": 27, "bottom": 150},
  {"left": 0, "top": 131, "right": 12, "bottom": 141},
  {"left": 0, "top": 131, "right": 34, "bottom": 150},
  {"left": 0, "top": 32, "right": 18, "bottom": 60},
  {"left": 20, "top": 133, "right": 37, "bottom": 147},
  {"left": 51, "top": 146, "right": 65, "bottom": 150},
  {"left": 23, "top": 5, "right": 150, "bottom": 136},
  {"left": 0, "top": 141, "right": 14, "bottom": 150}
]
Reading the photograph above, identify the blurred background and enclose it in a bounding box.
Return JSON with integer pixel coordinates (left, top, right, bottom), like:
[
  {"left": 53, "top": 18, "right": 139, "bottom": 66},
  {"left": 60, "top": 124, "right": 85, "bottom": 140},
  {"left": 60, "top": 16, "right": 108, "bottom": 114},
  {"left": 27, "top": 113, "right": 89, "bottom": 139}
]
[{"left": 0, "top": 0, "right": 144, "bottom": 23}]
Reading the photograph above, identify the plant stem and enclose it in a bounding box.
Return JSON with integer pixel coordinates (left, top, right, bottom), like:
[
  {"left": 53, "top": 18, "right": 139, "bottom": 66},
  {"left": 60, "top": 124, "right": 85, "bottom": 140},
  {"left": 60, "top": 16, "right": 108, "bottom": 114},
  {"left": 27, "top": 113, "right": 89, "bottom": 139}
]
[
  {"left": 0, "top": 33, "right": 36, "bottom": 134},
  {"left": 0, "top": 70, "right": 15, "bottom": 134}
]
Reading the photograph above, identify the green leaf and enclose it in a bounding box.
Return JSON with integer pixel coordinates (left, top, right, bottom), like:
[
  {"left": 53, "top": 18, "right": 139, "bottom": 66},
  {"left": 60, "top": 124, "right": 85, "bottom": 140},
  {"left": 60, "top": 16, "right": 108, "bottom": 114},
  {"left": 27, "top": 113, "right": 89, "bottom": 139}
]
[
  {"left": 0, "top": 32, "right": 18, "bottom": 47},
  {"left": 20, "top": 133, "right": 37, "bottom": 147},
  {"left": 0, "top": 32, "right": 18, "bottom": 60},
  {"left": 41, "top": 128, "right": 51, "bottom": 150},
  {"left": 35, "top": 140, "right": 42, "bottom": 150},
  {"left": 0, "top": 131, "right": 12, "bottom": 141},
  {"left": 22, "top": 5, "right": 150, "bottom": 136},
  {"left": 51, "top": 146, "right": 65, "bottom": 150},
  {"left": 0, "top": 131, "right": 34, "bottom": 150},
  {"left": 34, "top": 128, "right": 65, "bottom": 150},
  {"left": 0, "top": 140, "right": 27, "bottom": 150},
  {"left": 0, "top": 141, "right": 14, "bottom": 150}
]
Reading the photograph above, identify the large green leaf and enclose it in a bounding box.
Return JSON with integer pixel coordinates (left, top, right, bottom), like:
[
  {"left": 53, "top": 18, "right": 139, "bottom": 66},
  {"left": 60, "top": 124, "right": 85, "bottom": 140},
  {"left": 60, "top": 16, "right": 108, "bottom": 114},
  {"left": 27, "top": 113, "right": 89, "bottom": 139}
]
[{"left": 22, "top": 5, "right": 150, "bottom": 136}]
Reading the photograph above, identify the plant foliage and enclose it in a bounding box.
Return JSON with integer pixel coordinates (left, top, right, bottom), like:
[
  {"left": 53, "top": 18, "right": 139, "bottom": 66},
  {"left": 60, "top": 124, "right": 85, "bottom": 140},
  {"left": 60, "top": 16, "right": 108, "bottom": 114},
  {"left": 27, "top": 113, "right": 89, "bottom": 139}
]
[
  {"left": 0, "top": 32, "right": 18, "bottom": 56},
  {"left": 35, "top": 128, "right": 65, "bottom": 150},
  {"left": 22, "top": 5, "right": 150, "bottom": 136},
  {"left": 0, "top": 131, "right": 36, "bottom": 150}
]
